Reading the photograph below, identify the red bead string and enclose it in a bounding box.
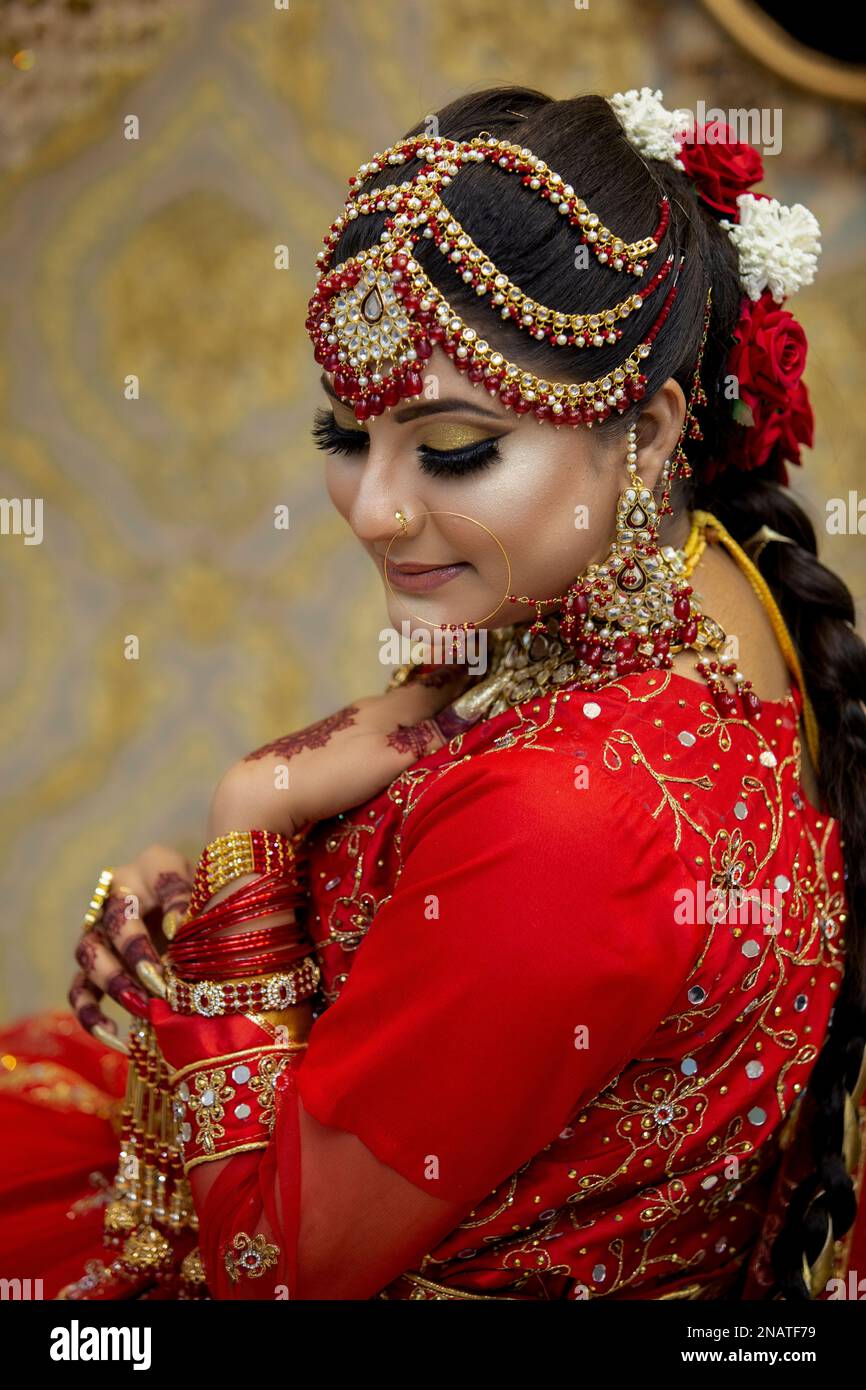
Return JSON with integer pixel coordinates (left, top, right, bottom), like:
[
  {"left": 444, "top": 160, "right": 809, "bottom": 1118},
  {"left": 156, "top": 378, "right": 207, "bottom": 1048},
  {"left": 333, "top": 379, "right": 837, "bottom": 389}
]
[
  {"left": 636, "top": 253, "right": 675, "bottom": 302},
  {"left": 651, "top": 196, "right": 671, "bottom": 245}
]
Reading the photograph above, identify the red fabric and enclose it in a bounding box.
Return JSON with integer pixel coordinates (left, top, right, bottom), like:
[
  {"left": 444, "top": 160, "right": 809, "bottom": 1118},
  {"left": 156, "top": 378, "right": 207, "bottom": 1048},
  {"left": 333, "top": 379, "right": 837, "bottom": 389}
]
[
  {"left": 150, "top": 1003, "right": 302, "bottom": 1300},
  {"left": 296, "top": 745, "right": 700, "bottom": 1207},
  {"left": 1, "top": 666, "right": 864, "bottom": 1301},
  {"left": 0, "top": 1011, "right": 129, "bottom": 1300},
  {"left": 295, "top": 670, "right": 859, "bottom": 1298}
]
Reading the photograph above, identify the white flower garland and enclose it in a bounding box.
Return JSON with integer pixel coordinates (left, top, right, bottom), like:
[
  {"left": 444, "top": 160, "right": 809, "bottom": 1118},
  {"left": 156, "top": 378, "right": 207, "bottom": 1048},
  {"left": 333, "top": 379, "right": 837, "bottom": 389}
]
[
  {"left": 607, "top": 87, "right": 691, "bottom": 170},
  {"left": 720, "top": 195, "right": 821, "bottom": 303},
  {"left": 607, "top": 87, "right": 821, "bottom": 303}
]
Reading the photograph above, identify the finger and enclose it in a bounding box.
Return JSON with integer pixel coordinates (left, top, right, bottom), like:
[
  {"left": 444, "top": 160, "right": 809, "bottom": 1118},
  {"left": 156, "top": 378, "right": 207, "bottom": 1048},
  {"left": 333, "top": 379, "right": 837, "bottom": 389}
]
[
  {"left": 138, "top": 845, "right": 194, "bottom": 948},
  {"left": 68, "top": 971, "right": 129, "bottom": 1055},
  {"left": 74, "top": 929, "right": 151, "bottom": 1019},
  {"left": 151, "top": 864, "right": 193, "bottom": 941},
  {"left": 100, "top": 887, "right": 165, "bottom": 995},
  {"left": 103, "top": 851, "right": 187, "bottom": 994},
  {"left": 68, "top": 970, "right": 108, "bottom": 1034}
]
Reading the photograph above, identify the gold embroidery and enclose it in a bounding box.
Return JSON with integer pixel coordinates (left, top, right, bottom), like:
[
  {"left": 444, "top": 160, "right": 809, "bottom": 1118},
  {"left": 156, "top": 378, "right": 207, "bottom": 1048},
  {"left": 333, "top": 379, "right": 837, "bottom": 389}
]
[
  {"left": 313, "top": 819, "right": 392, "bottom": 968},
  {"left": 0, "top": 1059, "right": 120, "bottom": 1121},
  {"left": 381, "top": 1271, "right": 521, "bottom": 1300},
  {"left": 188, "top": 1068, "right": 235, "bottom": 1156},
  {"left": 309, "top": 657, "right": 846, "bottom": 1300},
  {"left": 249, "top": 1054, "right": 289, "bottom": 1135},
  {"left": 223, "top": 1231, "right": 279, "bottom": 1283}
]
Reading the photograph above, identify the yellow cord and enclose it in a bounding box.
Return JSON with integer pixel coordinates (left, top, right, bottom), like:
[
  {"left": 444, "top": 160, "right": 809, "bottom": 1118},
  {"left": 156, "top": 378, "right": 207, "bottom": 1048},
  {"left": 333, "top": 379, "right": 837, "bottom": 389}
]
[
  {"left": 681, "top": 516, "right": 707, "bottom": 576},
  {"left": 688, "top": 509, "right": 820, "bottom": 772}
]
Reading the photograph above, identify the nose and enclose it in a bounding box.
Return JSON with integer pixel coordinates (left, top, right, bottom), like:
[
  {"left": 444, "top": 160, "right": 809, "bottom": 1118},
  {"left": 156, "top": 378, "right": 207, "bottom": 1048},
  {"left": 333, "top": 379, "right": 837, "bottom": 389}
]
[{"left": 345, "top": 444, "right": 426, "bottom": 554}]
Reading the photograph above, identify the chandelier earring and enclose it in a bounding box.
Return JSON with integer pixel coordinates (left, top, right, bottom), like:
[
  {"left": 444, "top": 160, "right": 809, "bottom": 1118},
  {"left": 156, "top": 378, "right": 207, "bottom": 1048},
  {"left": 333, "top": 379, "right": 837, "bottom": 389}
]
[{"left": 506, "top": 289, "right": 765, "bottom": 723}]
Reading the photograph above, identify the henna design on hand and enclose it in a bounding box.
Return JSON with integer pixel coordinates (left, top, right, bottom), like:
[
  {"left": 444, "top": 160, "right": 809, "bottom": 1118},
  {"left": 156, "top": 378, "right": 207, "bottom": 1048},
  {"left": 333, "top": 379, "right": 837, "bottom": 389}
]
[
  {"left": 69, "top": 972, "right": 102, "bottom": 1008},
  {"left": 75, "top": 934, "right": 100, "bottom": 973},
  {"left": 76, "top": 1002, "right": 110, "bottom": 1035},
  {"left": 68, "top": 972, "right": 108, "bottom": 1034},
  {"left": 386, "top": 720, "right": 439, "bottom": 759},
  {"left": 244, "top": 705, "right": 360, "bottom": 763},
  {"left": 153, "top": 871, "right": 191, "bottom": 914},
  {"left": 121, "top": 934, "right": 162, "bottom": 971},
  {"left": 102, "top": 895, "right": 135, "bottom": 944}
]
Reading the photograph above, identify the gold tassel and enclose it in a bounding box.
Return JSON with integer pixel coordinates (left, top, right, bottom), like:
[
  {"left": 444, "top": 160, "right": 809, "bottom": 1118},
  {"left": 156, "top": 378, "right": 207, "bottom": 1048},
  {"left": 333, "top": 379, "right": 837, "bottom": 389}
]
[{"left": 103, "top": 1020, "right": 198, "bottom": 1280}]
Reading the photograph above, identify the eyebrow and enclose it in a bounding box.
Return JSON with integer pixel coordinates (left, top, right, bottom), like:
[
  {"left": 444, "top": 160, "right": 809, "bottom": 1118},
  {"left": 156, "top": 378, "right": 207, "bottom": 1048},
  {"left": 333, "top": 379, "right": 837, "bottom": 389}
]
[{"left": 319, "top": 373, "right": 506, "bottom": 424}]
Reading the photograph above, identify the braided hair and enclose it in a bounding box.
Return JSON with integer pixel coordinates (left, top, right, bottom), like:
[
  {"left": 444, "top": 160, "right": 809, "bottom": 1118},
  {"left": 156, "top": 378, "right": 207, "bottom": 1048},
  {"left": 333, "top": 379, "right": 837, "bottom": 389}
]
[{"left": 328, "top": 84, "right": 866, "bottom": 1297}]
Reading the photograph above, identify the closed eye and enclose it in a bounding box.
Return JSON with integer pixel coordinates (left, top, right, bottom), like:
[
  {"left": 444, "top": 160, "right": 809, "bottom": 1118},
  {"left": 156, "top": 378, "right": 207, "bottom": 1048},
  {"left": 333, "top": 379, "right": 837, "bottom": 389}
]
[
  {"left": 311, "top": 407, "right": 368, "bottom": 456},
  {"left": 311, "top": 408, "right": 502, "bottom": 478}
]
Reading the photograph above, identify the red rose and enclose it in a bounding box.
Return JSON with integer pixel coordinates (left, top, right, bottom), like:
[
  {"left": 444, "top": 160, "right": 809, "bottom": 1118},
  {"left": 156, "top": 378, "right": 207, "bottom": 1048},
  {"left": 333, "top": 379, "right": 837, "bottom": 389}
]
[
  {"left": 724, "top": 291, "right": 813, "bottom": 478},
  {"left": 680, "top": 121, "right": 764, "bottom": 216}
]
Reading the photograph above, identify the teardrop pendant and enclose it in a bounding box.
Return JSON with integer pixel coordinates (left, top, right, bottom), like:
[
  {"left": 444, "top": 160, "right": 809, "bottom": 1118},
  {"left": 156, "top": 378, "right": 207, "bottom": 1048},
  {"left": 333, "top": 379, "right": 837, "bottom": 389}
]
[{"left": 361, "top": 286, "right": 384, "bottom": 323}]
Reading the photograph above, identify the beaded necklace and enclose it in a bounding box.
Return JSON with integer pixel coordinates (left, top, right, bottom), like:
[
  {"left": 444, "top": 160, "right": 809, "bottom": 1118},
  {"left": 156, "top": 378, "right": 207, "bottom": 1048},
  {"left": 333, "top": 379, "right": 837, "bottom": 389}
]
[{"left": 420, "top": 510, "right": 820, "bottom": 774}]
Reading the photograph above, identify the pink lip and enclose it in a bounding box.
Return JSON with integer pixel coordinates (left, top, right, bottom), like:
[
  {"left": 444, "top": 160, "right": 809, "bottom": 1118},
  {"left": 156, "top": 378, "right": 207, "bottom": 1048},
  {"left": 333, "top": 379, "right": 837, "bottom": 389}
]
[{"left": 385, "top": 559, "right": 470, "bottom": 592}]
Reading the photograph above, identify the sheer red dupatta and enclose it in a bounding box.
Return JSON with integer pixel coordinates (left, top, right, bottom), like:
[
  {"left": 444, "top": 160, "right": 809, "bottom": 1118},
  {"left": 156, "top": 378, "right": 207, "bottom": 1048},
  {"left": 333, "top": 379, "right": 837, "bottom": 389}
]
[{"left": 151, "top": 1000, "right": 305, "bottom": 1300}]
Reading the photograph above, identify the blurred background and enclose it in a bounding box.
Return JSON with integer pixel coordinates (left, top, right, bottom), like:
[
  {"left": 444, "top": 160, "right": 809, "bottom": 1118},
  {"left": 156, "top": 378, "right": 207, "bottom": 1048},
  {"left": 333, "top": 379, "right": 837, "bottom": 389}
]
[{"left": 1, "top": 0, "right": 865, "bottom": 1017}]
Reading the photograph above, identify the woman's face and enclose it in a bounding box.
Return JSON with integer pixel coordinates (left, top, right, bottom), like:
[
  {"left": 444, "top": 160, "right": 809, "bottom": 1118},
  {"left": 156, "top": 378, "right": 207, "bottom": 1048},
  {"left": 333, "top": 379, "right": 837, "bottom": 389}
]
[{"left": 317, "top": 347, "right": 653, "bottom": 640}]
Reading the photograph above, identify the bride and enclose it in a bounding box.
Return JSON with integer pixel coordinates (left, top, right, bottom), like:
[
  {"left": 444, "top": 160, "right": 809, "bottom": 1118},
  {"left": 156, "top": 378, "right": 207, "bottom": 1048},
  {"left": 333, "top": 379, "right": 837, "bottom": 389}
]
[{"left": 1, "top": 84, "right": 864, "bottom": 1302}]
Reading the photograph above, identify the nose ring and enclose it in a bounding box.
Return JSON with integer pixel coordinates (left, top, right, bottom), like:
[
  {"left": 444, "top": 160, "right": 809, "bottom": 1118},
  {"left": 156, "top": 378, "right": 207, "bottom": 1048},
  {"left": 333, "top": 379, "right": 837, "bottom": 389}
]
[{"left": 394, "top": 510, "right": 409, "bottom": 535}]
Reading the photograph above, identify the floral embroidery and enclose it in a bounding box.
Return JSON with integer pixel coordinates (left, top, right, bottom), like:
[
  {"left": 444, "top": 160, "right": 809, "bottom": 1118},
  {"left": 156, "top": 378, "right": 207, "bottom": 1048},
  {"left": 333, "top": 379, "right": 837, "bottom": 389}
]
[
  {"left": 187, "top": 1068, "right": 235, "bottom": 1155},
  {"left": 303, "top": 668, "right": 847, "bottom": 1299},
  {"left": 249, "top": 1055, "right": 288, "bottom": 1135},
  {"left": 223, "top": 1231, "right": 280, "bottom": 1283}
]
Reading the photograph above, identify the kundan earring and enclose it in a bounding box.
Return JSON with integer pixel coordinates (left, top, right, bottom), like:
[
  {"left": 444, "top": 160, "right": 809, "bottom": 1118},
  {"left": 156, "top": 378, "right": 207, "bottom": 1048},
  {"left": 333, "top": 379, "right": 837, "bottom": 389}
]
[{"left": 506, "top": 415, "right": 762, "bottom": 722}]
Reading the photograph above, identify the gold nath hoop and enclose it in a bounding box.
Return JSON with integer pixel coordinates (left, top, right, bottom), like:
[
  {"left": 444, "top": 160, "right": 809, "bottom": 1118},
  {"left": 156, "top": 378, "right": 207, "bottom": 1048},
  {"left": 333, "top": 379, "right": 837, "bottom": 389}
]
[{"left": 383, "top": 510, "right": 512, "bottom": 629}]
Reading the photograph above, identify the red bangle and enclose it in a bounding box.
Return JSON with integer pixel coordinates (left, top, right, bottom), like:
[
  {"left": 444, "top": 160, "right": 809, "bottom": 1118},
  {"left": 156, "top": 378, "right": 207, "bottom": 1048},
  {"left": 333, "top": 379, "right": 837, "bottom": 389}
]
[
  {"left": 187, "top": 830, "right": 305, "bottom": 918},
  {"left": 167, "top": 871, "right": 310, "bottom": 978}
]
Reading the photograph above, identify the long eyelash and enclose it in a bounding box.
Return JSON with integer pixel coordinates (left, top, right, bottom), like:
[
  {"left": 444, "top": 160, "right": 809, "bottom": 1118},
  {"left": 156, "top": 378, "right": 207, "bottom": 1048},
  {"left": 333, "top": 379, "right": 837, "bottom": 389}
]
[
  {"left": 311, "top": 407, "right": 503, "bottom": 478},
  {"left": 417, "top": 438, "right": 501, "bottom": 478},
  {"left": 311, "top": 406, "right": 369, "bottom": 455}
]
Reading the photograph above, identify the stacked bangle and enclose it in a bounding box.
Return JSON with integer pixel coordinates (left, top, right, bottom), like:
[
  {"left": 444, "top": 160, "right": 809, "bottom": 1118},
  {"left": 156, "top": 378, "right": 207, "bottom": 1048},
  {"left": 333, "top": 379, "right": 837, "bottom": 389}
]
[
  {"left": 186, "top": 829, "right": 303, "bottom": 919},
  {"left": 99, "top": 826, "right": 316, "bottom": 1278},
  {"left": 164, "top": 828, "right": 318, "bottom": 1020},
  {"left": 164, "top": 958, "right": 320, "bottom": 1018}
]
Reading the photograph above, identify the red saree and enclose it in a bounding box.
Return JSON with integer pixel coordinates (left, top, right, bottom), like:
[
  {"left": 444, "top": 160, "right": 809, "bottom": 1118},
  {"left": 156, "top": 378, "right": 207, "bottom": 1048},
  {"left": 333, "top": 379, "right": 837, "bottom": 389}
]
[{"left": 2, "top": 666, "right": 864, "bottom": 1299}]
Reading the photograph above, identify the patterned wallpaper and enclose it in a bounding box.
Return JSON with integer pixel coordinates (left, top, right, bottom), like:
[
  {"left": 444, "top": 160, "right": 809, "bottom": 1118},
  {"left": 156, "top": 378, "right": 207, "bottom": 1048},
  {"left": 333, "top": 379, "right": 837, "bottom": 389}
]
[{"left": 1, "top": 0, "right": 864, "bottom": 1017}]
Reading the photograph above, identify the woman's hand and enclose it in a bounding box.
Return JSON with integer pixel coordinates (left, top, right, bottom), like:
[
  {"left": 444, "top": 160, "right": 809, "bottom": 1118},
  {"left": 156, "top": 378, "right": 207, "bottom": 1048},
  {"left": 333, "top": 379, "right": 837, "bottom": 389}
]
[
  {"left": 209, "top": 666, "right": 481, "bottom": 838},
  {"left": 69, "top": 845, "right": 193, "bottom": 1052}
]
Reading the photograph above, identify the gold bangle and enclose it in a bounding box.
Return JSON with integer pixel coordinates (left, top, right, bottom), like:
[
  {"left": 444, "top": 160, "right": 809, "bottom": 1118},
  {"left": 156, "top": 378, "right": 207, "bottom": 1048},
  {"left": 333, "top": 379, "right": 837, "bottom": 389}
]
[
  {"left": 163, "top": 957, "right": 320, "bottom": 1017},
  {"left": 187, "top": 830, "right": 299, "bottom": 918}
]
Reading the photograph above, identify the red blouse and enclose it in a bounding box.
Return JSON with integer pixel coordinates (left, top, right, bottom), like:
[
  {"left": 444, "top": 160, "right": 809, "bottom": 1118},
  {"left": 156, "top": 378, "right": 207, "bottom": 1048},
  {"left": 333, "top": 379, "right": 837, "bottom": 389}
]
[
  {"left": 0, "top": 664, "right": 858, "bottom": 1301},
  {"left": 295, "top": 666, "right": 849, "bottom": 1299}
]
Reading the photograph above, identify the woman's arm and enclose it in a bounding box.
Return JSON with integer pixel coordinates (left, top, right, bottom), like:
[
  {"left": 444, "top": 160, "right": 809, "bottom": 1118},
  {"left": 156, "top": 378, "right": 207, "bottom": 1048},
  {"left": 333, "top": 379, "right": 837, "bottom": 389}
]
[
  {"left": 150, "top": 744, "right": 478, "bottom": 1300},
  {"left": 150, "top": 737, "right": 702, "bottom": 1300},
  {"left": 177, "top": 1056, "right": 472, "bottom": 1299},
  {"left": 157, "top": 768, "right": 472, "bottom": 1300}
]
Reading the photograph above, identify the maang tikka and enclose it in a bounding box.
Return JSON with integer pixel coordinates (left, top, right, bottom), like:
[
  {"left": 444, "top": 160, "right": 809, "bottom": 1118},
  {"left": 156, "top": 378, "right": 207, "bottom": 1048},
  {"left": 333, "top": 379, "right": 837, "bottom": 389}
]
[{"left": 507, "top": 289, "right": 763, "bottom": 726}]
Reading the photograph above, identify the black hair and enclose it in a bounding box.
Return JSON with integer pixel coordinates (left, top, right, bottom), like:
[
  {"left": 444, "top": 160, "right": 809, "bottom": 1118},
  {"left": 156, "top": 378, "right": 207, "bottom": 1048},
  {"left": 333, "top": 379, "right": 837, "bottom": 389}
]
[{"left": 329, "top": 86, "right": 866, "bottom": 1299}]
